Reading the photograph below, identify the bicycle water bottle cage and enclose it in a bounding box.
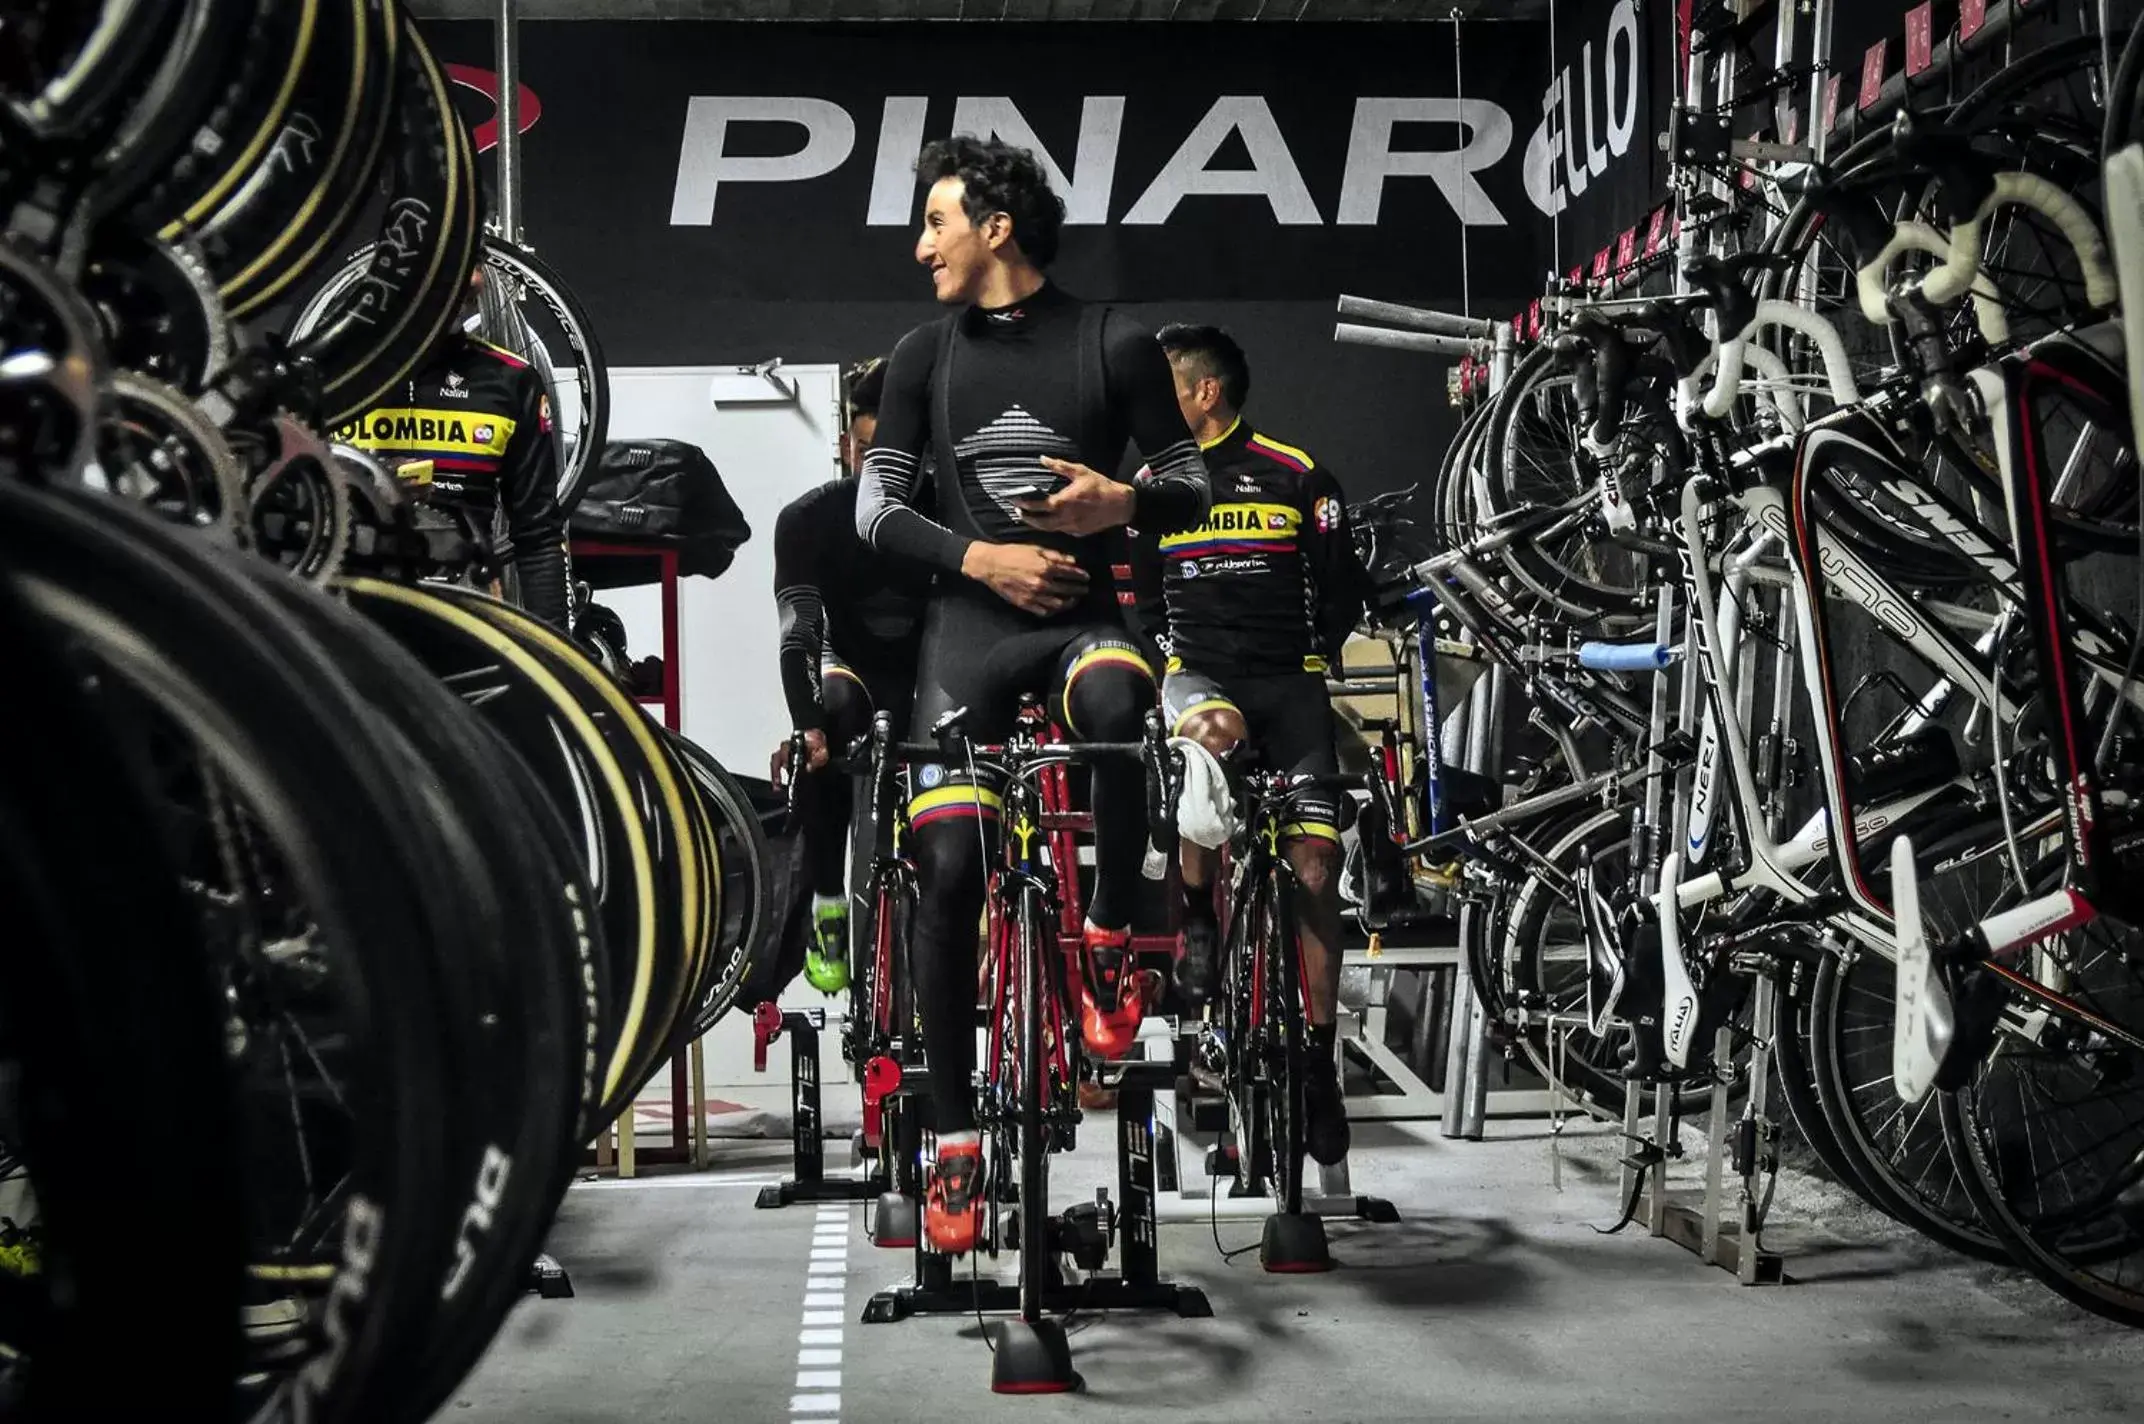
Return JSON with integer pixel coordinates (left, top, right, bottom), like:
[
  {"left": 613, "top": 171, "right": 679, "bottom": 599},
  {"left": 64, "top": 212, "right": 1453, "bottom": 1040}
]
[{"left": 1889, "top": 111, "right": 1996, "bottom": 224}]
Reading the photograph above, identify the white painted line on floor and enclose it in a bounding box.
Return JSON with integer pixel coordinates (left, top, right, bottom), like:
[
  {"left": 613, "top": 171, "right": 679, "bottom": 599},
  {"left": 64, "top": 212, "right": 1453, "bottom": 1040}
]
[
  {"left": 794, "top": 1197, "right": 849, "bottom": 1419},
  {"left": 571, "top": 1175, "right": 780, "bottom": 1192}
]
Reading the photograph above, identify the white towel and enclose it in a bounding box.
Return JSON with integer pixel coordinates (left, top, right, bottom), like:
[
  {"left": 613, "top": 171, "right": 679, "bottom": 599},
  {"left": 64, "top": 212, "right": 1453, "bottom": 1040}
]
[{"left": 1169, "top": 737, "right": 1236, "bottom": 851}]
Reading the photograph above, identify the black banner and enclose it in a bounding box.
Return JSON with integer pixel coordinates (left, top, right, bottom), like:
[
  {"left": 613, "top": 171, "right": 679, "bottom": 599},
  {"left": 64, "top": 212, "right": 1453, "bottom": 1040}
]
[
  {"left": 424, "top": 20, "right": 1549, "bottom": 317},
  {"left": 1515, "top": 0, "right": 1676, "bottom": 281}
]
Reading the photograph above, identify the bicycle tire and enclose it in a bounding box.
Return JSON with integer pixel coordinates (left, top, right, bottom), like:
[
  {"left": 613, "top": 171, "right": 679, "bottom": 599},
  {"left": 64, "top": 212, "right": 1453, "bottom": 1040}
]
[
  {"left": 423, "top": 584, "right": 709, "bottom": 1087},
  {"left": 1219, "top": 855, "right": 1271, "bottom": 1199},
  {"left": 0, "top": 482, "right": 453, "bottom": 1424},
  {"left": 672, "top": 734, "right": 776, "bottom": 1037},
  {"left": 0, "top": 576, "right": 243, "bottom": 1421},
  {"left": 290, "top": 11, "right": 480, "bottom": 426},
  {"left": 482, "top": 238, "right": 612, "bottom": 512},
  {"left": 149, "top": 0, "right": 320, "bottom": 237},
  {"left": 192, "top": 0, "right": 385, "bottom": 303},
  {"left": 1769, "top": 958, "right": 1887, "bottom": 1207},
  {"left": 1474, "top": 343, "right": 1654, "bottom": 634},
  {"left": 226, "top": 1, "right": 400, "bottom": 317},
  {"left": 289, "top": 233, "right": 613, "bottom": 507},
  {"left": 1, "top": 0, "right": 173, "bottom": 144},
  {"left": 1265, "top": 862, "right": 1307, "bottom": 1217},
  {"left": 338, "top": 578, "right": 653, "bottom": 1117},
  {"left": 1941, "top": 905, "right": 2144, "bottom": 1327},
  {"left": 1808, "top": 950, "right": 2009, "bottom": 1262},
  {"left": 2104, "top": 20, "right": 2144, "bottom": 159},
  {"left": 1017, "top": 884, "right": 1050, "bottom": 1323},
  {"left": 86, "top": 0, "right": 262, "bottom": 230},
  {"left": 240, "top": 570, "right": 590, "bottom": 1420}
]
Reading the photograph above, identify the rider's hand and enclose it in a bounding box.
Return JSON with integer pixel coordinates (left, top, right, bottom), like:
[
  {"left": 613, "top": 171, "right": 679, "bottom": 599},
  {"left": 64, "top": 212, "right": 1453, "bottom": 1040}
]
[
  {"left": 962, "top": 541, "right": 1088, "bottom": 616},
  {"left": 771, "top": 729, "right": 829, "bottom": 786},
  {"left": 1017, "top": 459, "right": 1137, "bottom": 536}
]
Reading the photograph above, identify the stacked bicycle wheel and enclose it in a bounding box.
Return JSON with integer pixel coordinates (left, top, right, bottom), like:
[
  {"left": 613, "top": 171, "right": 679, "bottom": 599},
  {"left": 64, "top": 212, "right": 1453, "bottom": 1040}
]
[{"left": 0, "top": 4, "right": 778, "bottom": 1417}]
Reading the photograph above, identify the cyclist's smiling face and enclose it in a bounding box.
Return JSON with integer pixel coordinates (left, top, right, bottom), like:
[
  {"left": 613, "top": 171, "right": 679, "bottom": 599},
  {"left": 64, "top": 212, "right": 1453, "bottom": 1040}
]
[{"left": 917, "top": 177, "right": 1006, "bottom": 307}]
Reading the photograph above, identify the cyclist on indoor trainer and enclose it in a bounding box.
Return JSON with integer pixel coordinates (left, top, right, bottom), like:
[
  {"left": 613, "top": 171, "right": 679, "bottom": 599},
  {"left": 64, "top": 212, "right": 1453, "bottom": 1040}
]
[
  {"left": 771, "top": 357, "right": 932, "bottom": 993},
  {"left": 1129, "top": 323, "right": 1367, "bottom": 1168},
  {"left": 332, "top": 262, "right": 570, "bottom": 628},
  {"left": 856, "top": 135, "right": 1210, "bottom": 1254}
]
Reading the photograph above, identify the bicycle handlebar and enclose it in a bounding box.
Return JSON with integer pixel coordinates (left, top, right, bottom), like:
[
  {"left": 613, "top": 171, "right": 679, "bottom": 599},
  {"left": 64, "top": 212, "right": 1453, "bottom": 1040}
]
[
  {"left": 887, "top": 739, "right": 1149, "bottom": 766},
  {"left": 1853, "top": 219, "right": 2011, "bottom": 343},
  {"left": 1699, "top": 299, "right": 1860, "bottom": 419},
  {"left": 1918, "top": 171, "right": 2117, "bottom": 310}
]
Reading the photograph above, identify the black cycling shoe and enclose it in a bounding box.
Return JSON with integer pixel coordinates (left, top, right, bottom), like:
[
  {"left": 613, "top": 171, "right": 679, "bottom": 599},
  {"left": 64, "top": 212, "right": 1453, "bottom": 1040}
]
[
  {"left": 1175, "top": 914, "right": 1219, "bottom": 1008},
  {"left": 1303, "top": 1064, "right": 1352, "bottom": 1168}
]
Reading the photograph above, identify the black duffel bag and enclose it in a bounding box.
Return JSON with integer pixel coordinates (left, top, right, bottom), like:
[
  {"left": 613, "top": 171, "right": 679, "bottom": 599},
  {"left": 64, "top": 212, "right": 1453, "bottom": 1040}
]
[{"left": 569, "top": 438, "right": 752, "bottom": 581}]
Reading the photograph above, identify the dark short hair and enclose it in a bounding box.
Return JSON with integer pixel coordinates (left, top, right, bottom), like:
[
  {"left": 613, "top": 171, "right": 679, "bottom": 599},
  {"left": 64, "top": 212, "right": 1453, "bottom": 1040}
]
[
  {"left": 916, "top": 135, "right": 1066, "bottom": 268},
  {"left": 1157, "top": 323, "right": 1250, "bottom": 412},
  {"left": 845, "top": 356, "right": 888, "bottom": 418}
]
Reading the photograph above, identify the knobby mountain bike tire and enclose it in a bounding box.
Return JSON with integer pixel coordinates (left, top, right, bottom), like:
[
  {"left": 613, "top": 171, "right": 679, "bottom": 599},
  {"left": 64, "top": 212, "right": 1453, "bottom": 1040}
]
[
  {"left": 0, "top": 575, "right": 242, "bottom": 1422},
  {"left": 337, "top": 577, "right": 654, "bottom": 1121},
  {"left": 0, "top": 482, "right": 452, "bottom": 1424}
]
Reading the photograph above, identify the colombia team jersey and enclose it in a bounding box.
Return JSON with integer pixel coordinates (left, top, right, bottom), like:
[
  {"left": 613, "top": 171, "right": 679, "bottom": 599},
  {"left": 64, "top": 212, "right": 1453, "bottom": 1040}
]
[{"left": 1130, "top": 417, "right": 1365, "bottom": 678}]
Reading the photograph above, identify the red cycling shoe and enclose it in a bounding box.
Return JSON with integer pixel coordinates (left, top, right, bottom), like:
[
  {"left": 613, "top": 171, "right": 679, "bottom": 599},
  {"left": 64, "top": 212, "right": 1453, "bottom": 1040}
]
[
  {"left": 925, "top": 1138, "right": 983, "bottom": 1254},
  {"left": 1078, "top": 924, "right": 1159, "bottom": 1061}
]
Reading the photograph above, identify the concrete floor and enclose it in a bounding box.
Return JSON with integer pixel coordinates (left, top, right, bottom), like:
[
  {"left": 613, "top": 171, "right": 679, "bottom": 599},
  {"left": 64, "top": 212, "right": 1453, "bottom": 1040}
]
[{"left": 451, "top": 1113, "right": 2144, "bottom": 1423}]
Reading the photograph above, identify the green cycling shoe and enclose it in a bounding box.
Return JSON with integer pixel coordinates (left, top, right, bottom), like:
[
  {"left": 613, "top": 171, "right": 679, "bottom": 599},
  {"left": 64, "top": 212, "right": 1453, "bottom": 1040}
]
[{"left": 803, "top": 895, "right": 850, "bottom": 994}]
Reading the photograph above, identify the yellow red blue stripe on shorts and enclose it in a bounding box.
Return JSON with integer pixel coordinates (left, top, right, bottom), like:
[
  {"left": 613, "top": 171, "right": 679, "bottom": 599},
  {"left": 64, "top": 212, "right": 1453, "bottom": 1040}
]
[
  {"left": 1060, "top": 641, "right": 1154, "bottom": 736},
  {"left": 908, "top": 781, "right": 1002, "bottom": 829}
]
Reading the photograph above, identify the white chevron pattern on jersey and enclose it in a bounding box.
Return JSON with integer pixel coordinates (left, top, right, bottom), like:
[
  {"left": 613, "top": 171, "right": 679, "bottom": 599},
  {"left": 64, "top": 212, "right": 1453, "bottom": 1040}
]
[{"left": 954, "top": 405, "right": 1081, "bottom": 521}]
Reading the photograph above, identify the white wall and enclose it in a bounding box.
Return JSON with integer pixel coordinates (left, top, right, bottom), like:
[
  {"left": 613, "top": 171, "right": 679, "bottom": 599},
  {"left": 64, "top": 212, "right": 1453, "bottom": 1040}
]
[{"left": 601, "top": 363, "right": 844, "bottom": 777}]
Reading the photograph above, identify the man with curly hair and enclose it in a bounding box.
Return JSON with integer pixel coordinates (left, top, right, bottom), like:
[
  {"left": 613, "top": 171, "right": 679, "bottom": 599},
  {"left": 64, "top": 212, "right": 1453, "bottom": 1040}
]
[{"left": 855, "top": 134, "right": 1211, "bottom": 1254}]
